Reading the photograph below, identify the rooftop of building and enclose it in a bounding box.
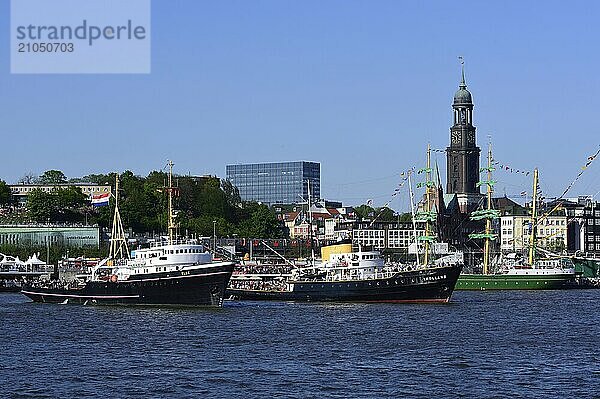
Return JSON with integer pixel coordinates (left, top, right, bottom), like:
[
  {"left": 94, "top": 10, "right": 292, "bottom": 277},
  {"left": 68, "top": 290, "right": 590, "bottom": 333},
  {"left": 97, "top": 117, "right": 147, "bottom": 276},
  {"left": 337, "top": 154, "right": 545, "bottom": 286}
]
[{"left": 226, "top": 160, "right": 320, "bottom": 168}]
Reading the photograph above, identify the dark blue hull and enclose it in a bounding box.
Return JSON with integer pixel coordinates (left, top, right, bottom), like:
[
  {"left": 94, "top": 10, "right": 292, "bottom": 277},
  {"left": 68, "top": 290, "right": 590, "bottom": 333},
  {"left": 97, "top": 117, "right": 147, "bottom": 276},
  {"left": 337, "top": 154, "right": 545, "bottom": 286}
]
[{"left": 227, "top": 264, "right": 462, "bottom": 303}]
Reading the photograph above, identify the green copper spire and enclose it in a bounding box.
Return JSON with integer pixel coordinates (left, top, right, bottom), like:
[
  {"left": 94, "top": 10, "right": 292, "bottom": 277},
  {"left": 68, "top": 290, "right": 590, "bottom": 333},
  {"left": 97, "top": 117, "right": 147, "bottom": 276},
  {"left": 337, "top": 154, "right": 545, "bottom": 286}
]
[{"left": 453, "top": 56, "right": 472, "bottom": 104}]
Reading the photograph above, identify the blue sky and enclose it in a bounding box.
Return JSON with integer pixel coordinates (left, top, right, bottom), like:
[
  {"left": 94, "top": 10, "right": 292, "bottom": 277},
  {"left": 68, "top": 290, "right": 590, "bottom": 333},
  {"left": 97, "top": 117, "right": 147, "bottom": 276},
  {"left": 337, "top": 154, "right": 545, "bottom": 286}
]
[{"left": 1, "top": 0, "right": 600, "bottom": 211}]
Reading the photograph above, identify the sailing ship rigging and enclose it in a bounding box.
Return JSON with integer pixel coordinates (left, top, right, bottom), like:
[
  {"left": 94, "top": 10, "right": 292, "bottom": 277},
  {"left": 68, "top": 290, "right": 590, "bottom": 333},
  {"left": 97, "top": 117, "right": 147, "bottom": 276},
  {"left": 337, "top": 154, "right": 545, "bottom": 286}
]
[{"left": 456, "top": 145, "right": 576, "bottom": 290}]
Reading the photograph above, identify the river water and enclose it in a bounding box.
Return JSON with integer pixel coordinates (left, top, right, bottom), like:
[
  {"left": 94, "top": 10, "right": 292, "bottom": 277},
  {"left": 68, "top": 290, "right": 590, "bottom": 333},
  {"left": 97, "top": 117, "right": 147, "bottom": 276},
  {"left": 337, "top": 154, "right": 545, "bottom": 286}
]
[{"left": 1, "top": 290, "right": 599, "bottom": 398}]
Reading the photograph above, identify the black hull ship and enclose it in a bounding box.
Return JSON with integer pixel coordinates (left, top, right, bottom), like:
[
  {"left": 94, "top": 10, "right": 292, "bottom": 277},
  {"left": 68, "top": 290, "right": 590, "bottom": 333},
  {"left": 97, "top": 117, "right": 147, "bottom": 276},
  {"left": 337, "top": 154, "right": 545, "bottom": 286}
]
[
  {"left": 22, "top": 261, "right": 234, "bottom": 306},
  {"left": 228, "top": 263, "right": 462, "bottom": 303},
  {"left": 228, "top": 242, "right": 463, "bottom": 304},
  {"left": 228, "top": 148, "right": 463, "bottom": 304},
  {"left": 21, "top": 161, "right": 235, "bottom": 307}
]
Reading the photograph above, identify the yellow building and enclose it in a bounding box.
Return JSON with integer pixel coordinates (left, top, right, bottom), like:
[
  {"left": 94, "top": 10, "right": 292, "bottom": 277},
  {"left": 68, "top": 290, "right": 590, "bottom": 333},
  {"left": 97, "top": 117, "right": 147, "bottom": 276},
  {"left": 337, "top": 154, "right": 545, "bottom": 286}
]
[{"left": 500, "top": 214, "right": 567, "bottom": 253}]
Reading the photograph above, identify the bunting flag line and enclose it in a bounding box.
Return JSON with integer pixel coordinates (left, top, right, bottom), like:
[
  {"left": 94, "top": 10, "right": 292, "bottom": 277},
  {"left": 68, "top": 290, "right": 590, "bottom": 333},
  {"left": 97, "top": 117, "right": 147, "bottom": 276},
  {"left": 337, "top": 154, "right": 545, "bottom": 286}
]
[
  {"left": 431, "top": 148, "right": 479, "bottom": 154},
  {"left": 367, "top": 168, "right": 414, "bottom": 228},
  {"left": 558, "top": 146, "right": 600, "bottom": 200},
  {"left": 428, "top": 145, "right": 600, "bottom": 202},
  {"left": 492, "top": 160, "right": 531, "bottom": 176}
]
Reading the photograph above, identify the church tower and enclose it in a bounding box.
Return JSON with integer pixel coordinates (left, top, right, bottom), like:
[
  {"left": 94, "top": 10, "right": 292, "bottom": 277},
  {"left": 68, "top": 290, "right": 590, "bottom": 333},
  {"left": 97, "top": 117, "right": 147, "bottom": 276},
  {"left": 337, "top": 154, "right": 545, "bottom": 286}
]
[{"left": 446, "top": 64, "right": 481, "bottom": 197}]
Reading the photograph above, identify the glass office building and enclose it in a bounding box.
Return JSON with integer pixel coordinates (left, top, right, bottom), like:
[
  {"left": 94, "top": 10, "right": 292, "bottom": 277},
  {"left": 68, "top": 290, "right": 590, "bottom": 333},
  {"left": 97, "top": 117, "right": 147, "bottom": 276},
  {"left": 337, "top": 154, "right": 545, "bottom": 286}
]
[{"left": 226, "top": 161, "right": 320, "bottom": 204}]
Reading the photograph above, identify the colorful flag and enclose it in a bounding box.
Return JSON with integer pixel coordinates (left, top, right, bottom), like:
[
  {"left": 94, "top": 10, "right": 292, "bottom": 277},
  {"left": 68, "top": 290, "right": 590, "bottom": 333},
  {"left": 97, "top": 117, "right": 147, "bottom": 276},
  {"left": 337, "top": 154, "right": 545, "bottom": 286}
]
[{"left": 91, "top": 193, "right": 110, "bottom": 207}]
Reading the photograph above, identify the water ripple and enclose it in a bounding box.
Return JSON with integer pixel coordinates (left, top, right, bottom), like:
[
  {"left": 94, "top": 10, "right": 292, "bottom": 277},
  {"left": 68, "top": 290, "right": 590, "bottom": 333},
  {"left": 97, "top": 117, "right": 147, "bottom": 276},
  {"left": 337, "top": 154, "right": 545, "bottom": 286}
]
[{"left": 1, "top": 291, "right": 599, "bottom": 398}]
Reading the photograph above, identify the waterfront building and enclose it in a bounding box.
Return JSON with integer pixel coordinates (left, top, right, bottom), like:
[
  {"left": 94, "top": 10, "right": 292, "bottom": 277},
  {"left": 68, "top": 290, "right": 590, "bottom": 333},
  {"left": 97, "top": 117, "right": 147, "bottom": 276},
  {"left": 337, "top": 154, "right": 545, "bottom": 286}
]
[
  {"left": 226, "top": 161, "right": 320, "bottom": 205},
  {"left": 0, "top": 225, "right": 100, "bottom": 248},
  {"left": 560, "top": 196, "right": 600, "bottom": 254},
  {"left": 499, "top": 214, "right": 567, "bottom": 253},
  {"left": 335, "top": 220, "right": 426, "bottom": 253},
  {"left": 496, "top": 197, "right": 567, "bottom": 254},
  {"left": 10, "top": 183, "right": 111, "bottom": 205},
  {"left": 283, "top": 203, "right": 345, "bottom": 241}
]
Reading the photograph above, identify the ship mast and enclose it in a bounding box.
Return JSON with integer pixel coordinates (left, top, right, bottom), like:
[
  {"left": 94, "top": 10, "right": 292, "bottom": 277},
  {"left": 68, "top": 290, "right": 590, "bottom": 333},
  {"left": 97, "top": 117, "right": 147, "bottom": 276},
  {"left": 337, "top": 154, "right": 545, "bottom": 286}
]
[
  {"left": 528, "top": 168, "right": 539, "bottom": 266},
  {"left": 109, "top": 174, "right": 129, "bottom": 260},
  {"left": 424, "top": 144, "right": 432, "bottom": 266},
  {"left": 483, "top": 143, "right": 493, "bottom": 274},
  {"left": 416, "top": 144, "right": 436, "bottom": 267},
  {"left": 167, "top": 160, "right": 176, "bottom": 245},
  {"left": 407, "top": 170, "right": 420, "bottom": 266},
  {"left": 307, "top": 180, "right": 315, "bottom": 265},
  {"left": 468, "top": 142, "right": 499, "bottom": 274}
]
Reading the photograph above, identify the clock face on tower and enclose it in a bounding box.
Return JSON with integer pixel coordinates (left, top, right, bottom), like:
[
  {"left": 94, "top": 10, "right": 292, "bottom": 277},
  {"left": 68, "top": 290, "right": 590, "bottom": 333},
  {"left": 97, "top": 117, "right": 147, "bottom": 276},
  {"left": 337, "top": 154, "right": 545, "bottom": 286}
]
[
  {"left": 467, "top": 131, "right": 475, "bottom": 145},
  {"left": 451, "top": 131, "right": 461, "bottom": 145}
]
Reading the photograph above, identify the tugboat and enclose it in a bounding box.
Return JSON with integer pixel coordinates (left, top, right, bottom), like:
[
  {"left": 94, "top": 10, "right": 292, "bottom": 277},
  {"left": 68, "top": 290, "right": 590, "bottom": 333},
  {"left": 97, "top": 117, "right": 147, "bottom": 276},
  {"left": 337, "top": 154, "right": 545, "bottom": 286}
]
[
  {"left": 228, "top": 146, "right": 464, "bottom": 303},
  {"left": 21, "top": 161, "right": 235, "bottom": 306}
]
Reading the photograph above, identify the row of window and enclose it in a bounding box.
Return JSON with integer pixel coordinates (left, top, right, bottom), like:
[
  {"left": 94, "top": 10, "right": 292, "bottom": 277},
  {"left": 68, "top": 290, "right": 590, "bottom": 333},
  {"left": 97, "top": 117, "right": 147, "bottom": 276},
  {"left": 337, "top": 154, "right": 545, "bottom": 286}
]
[
  {"left": 136, "top": 247, "right": 203, "bottom": 258},
  {"left": 388, "top": 230, "right": 425, "bottom": 238},
  {"left": 12, "top": 186, "right": 110, "bottom": 194},
  {"left": 354, "top": 238, "right": 385, "bottom": 248},
  {"left": 501, "top": 218, "right": 566, "bottom": 226},
  {"left": 0, "top": 233, "right": 96, "bottom": 245},
  {"left": 354, "top": 230, "right": 385, "bottom": 238}
]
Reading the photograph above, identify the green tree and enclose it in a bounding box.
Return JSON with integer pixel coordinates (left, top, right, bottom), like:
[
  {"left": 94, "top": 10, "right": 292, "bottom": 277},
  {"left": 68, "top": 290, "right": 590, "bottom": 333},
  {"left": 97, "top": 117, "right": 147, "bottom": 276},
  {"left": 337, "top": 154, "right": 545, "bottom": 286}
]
[
  {"left": 83, "top": 173, "right": 117, "bottom": 227},
  {"left": 27, "top": 189, "right": 55, "bottom": 222},
  {"left": 375, "top": 207, "right": 396, "bottom": 222},
  {"left": 31, "top": 169, "right": 288, "bottom": 239},
  {"left": 222, "top": 179, "right": 242, "bottom": 208},
  {"left": 185, "top": 215, "right": 234, "bottom": 237},
  {"left": 39, "top": 170, "right": 67, "bottom": 185},
  {"left": 18, "top": 173, "right": 38, "bottom": 184},
  {"left": 55, "top": 186, "right": 87, "bottom": 208},
  {"left": 78, "top": 173, "right": 114, "bottom": 186},
  {"left": 177, "top": 176, "right": 234, "bottom": 222},
  {"left": 0, "top": 180, "right": 11, "bottom": 205},
  {"left": 120, "top": 171, "right": 152, "bottom": 232},
  {"left": 236, "top": 203, "right": 282, "bottom": 238},
  {"left": 398, "top": 212, "right": 413, "bottom": 222},
  {"left": 354, "top": 204, "right": 375, "bottom": 220},
  {"left": 27, "top": 186, "right": 88, "bottom": 223},
  {"left": 54, "top": 186, "right": 88, "bottom": 222}
]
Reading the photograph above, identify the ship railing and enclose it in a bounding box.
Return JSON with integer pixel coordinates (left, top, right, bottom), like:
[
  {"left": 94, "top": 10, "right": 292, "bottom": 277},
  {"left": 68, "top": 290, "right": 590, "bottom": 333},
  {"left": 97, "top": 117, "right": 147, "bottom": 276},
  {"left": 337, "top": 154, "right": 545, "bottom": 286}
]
[
  {"left": 211, "top": 245, "right": 239, "bottom": 262},
  {"left": 323, "top": 268, "right": 398, "bottom": 281},
  {"left": 149, "top": 238, "right": 202, "bottom": 248}
]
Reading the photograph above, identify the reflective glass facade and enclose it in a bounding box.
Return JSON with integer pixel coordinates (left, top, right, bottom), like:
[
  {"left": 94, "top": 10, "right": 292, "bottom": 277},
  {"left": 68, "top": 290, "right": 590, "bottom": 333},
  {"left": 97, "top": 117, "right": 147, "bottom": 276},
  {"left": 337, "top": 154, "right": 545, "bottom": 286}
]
[{"left": 226, "top": 161, "right": 320, "bottom": 204}]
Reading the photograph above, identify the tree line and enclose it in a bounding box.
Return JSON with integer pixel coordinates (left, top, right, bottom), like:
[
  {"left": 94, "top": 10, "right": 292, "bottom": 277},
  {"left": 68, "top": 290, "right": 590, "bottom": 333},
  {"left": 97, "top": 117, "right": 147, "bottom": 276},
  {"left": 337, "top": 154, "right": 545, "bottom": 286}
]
[{"left": 2, "top": 169, "right": 285, "bottom": 239}]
